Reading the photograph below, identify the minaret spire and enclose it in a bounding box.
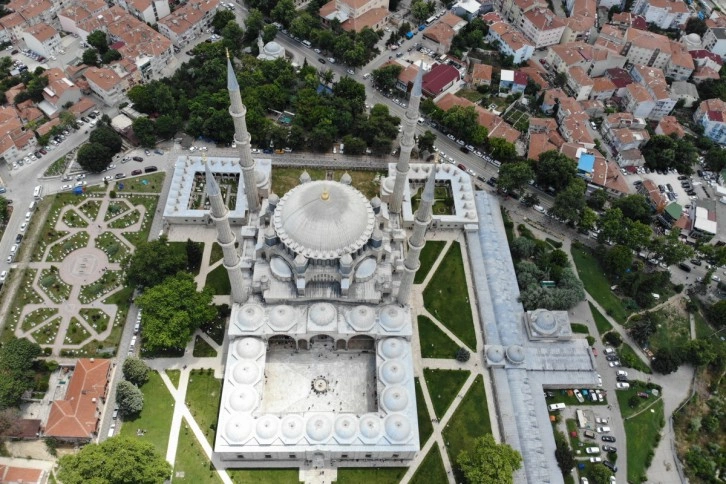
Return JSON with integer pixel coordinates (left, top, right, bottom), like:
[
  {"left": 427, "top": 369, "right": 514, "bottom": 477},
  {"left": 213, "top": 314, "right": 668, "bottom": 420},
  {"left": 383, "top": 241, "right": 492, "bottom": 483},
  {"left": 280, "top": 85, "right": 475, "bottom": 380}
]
[
  {"left": 397, "top": 161, "right": 437, "bottom": 305},
  {"left": 227, "top": 51, "right": 260, "bottom": 213},
  {"left": 205, "top": 157, "right": 247, "bottom": 304},
  {"left": 390, "top": 62, "right": 424, "bottom": 215}
]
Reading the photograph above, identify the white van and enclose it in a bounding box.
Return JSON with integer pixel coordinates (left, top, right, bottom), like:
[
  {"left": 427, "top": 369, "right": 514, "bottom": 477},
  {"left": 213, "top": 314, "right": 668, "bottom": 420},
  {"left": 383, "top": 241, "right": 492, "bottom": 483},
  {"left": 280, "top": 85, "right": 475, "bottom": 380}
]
[
  {"left": 585, "top": 447, "right": 600, "bottom": 454},
  {"left": 25, "top": 211, "right": 32, "bottom": 222},
  {"left": 302, "top": 40, "right": 312, "bottom": 48},
  {"left": 597, "top": 426, "right": 611, "bottom": 433},
  {"left": 363, "top": 72, "right": 371, "bottom": 79},
  {"left": 548, "top": 403, "right": 566, "bottom": 411},
  {"left": 28, "top": 201, "right": 36, "bottom": 211}
]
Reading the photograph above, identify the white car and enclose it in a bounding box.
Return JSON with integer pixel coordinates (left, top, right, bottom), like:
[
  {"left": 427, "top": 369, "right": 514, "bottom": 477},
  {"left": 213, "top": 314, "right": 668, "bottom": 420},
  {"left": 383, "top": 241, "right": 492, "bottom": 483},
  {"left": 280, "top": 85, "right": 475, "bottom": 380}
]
[
  {"left": 616, "top": 370, "right": 628, "bottom": 377},
  {"left": 74, "top": 181, "right": 87, "bottom": 188},
  {"left": 596, "top": 426, "right": 611, "bottom": 433},
  {"left": 534, "top": 205, "right": 545, "bottom": 213},
  {"left": 102, "top": 176, "right": 113, "bottom": 182},
  {"left": 108, "top": 164, "right": 116, "bottom": 169},
  {"left": 597, "top": 374, "right": 603, "bottom": 387},
  {"left": 589, "top": 457, "right": 602, "bottom": 463},
  {"left": 189, "top": 146, "right": 197, "bottom": 152},
  {"left": 616, "top": 382, "right": 630, "bottom": 389},
  {"left": 61, "top": 184, "right": 72, "bottom": 191},
  {"left": 595, "top": 417, "right": 609, "bottom": 424},
  {"left": 609, "top": 361, "right": 621, "bottom": 367},
  {"left": 0, "top": 271, "right": 7, "bottom": 283},
  {"left": 199, "top": 146, "right": 208, "bottom": 151}
]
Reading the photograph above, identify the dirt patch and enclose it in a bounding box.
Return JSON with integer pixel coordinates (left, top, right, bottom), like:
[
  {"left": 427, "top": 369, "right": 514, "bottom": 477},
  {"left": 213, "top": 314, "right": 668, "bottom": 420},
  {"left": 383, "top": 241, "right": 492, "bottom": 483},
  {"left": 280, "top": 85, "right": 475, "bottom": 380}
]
[{"left": 5, "top": 440, "right": 56, "bottom": 461}]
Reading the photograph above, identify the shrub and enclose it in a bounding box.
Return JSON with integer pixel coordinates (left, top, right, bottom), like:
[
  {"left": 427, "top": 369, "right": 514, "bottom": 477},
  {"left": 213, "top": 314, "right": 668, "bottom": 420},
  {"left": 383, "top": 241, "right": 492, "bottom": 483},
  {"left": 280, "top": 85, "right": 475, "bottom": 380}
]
[{"left": 456, "top": 347, "right": 471, "bottom": 362}]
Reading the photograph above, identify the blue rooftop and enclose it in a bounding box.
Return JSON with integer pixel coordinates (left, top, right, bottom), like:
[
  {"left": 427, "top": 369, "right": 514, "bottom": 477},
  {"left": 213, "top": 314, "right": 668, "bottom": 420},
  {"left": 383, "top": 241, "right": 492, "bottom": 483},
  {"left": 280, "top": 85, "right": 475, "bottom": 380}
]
[{"left": 577, "top": 153, "right": 595, "bottom": 174}]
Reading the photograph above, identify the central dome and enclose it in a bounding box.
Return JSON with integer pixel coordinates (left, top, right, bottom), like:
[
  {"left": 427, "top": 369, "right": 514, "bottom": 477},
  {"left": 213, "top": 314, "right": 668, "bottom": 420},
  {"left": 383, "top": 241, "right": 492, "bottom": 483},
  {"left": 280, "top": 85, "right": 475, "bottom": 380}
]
[{"left": 273, "top": 180, "right": 375, "bottom": 260}]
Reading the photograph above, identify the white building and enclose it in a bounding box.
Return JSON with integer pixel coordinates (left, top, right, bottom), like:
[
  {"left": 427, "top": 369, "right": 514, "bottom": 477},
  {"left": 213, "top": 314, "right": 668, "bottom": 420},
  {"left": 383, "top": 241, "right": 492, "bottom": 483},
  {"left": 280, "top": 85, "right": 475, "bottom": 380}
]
[
  {"left": 632, "top": 0, "right": 689, "bottom": 29},
  {"left": 519, "top": 8, "right": 564, "bottom": 48},
  {"left": 83, "top": 67, "right": 126, "bottom": 106},
  {"left": 116, "top": 0, "right": 170, "bottom": 25},
  {"left": 21, "top": 22, "right": 60, "bottom": 57},
  {"left": 486, "top": 20, "right": 534, "bottom": 63},
  {"left": 157, "top": 0, "right": 218, "bottom": 47},
  {"left": 694, "top": 98, "right": 726, "bottom": 145},
  {"left": 702, "top": 27, "right": 726, "bottom": 60}
]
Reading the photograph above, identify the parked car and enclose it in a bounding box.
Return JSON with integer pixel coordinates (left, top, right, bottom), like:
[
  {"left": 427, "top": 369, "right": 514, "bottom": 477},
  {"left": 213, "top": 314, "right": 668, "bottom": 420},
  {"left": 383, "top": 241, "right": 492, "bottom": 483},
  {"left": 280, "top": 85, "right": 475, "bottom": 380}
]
[
  {"left": 602, "top": 435, "right": 616, "bottom": 442},
  {"left": 0, "top": 271, "right": 6, "bottom": 283},
  {"left": 131, "top": 169, "right": 142, "bottom": 175},
  {"left": 603, "top": 461, "right": 617, "bottom": 472},
  {"left": 602, "top": 445, "right": 617, "bottom": 452},
  {"left": 615, "top": 382, "right": 630, "bottom": 389},
  {"left": 132, "top": 156, "right": 143, "bottom": 162},
  {"left": 115, "top": 173, "right": 126, "bottom": 179}
]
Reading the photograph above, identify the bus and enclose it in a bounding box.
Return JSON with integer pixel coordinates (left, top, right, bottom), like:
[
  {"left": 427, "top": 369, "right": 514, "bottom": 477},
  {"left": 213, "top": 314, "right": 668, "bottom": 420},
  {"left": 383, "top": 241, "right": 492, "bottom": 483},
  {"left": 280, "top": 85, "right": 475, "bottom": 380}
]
[
  {"left": 425, "top": 15, "right": 437, "bottom": 25},
  {"left": 33, "top": 185, "right": 43, "bottom": 200}
]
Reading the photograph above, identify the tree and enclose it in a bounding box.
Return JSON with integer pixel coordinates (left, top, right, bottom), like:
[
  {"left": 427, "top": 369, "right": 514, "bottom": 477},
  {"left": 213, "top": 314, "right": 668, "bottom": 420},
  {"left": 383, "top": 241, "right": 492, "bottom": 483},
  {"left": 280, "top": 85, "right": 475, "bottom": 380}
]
[
  {"left": 587, "top": 188, "right": 608, "bottom": 211},
  {"left": 488, "top": 137, "right": 517, "bottom": 163},
  {"left": 497, "top": 160, "right": 534, "bottom": 194},
  {"left": 707, "top": 299, "right": 726, "bottom": 328},
  {"left": 554, "top": 432, "right": 574, "bottom": 476},
  {"left": 82, "top": 48, "right": 99, "bottom": 66},
  {"left": 704, "top": 146, "right": 726, "bottom": 173},
  {"left": 271, "top": 0, "right": 297, "bottom": 27},
  {"left": 457, "top": 434, "right": 522, "bottom": 484},
  {"left": 341, "top": 135, "right": 366, "bottom": 155},
  {"left": 603, "top": 331, "right": 622, "bottom": 348},
  {"left": 89, "top": 124, "right": 123, "bottom": 154},
  {"left": 651, "top": 347, "right": 682, "bottom": 374},
  {"left": 550, "top": 178, "right": 586, "bottom": 223},
  {"left": 456, "top": 347, "right": 470, "bottom": 362},
  {"left": 244, "top": 9, "right": 265, "bottom": 41},
  {"left": 186, "top": 239, "right": 203, "bottom": 273},
  {"left": 116, "top": 380, "right": 144, "bottom": 416},
  {"left": 629, "top": 313, "right": 658, "bottom": 346},
  {"left": 135, "top": 273, "right": 217, "bottom": 352},
  {"left": 154, "top": 114, "right": 181, "bottom": 139},
  {"left": 411, "top": 0, "right": 434, "bottom": 21},
  {"left": 641, "top": 134, "right": 698, "bottom": 175},
  {"left": 612, "top": 194, "right": 652, "bottom": 224},
  {"left": 132, "top": 117, "right": 156, "bottom": 148},
  {"left": 57, "top": 437, "right": 171, "bottom": 484},
  {"left": 87, "top": 30, "right": 108, "bottom": 54},
  {"left": 683, "top": 339, "right": 717, "bottom": 366},
  {"left": 648, "top": 232, "right": 693, "bottom": 265},
  {"left": 685, "top": 17, "right": 708, "bottom": 36},
  {"left": 76, "top": 142, "right": 111, "bottom": 173},
  {"left": 602, "top": 245, "right": 633, "bottom": 279},
  {"left": 212, "top": 9, "right": 235, "bottom": 32},
  {"left": 371, "top": 64, "right": 403, "bottom": 91},
  {"left": 0, "top": 338, "right": 41, "bottom": 409},
  {"left": 535, "top": 150, "right": 577, "bottom": 192},
  {"left": 101, "top": 49, "right": 121, "bottom": 64},
  {"left": 588, "top": 464, "right": 614, "bottom": 484},
  {"left": 418, "top": 130, "right": 436, "bottom": 154},
  {"left": 124, "top": 236, "right": 187, "bottom": 289},
  {"left": 122, "top": 357, "right": 149, "bottom": 386}
]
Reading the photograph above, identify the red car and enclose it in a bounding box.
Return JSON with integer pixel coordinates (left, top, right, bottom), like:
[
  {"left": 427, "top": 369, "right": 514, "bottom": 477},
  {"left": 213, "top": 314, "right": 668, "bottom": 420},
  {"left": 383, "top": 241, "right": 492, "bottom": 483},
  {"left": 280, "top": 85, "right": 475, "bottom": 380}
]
[
  {"left": 457, "top": 163, "right": 466, "bottom": 171},
  {"left": 592, "top": 347, "right": 598, "bottom": 357}
]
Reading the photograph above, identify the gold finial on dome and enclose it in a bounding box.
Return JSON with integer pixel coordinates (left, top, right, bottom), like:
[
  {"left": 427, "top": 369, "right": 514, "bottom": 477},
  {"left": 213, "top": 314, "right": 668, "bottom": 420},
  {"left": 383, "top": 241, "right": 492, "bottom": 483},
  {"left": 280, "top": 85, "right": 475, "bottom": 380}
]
[{"left": 321, "top": 185, "right": 330, "bottom": 201}]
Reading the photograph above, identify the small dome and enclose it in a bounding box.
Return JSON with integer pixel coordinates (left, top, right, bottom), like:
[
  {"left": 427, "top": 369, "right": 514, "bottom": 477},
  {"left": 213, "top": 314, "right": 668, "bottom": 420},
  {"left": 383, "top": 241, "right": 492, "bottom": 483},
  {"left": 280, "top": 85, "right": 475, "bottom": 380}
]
[
  {"left": 370, "top": 197, "right": 381, "bottom": 208},
  {"left": 532, "top": 309, "right": 558, "bottom": 335},
  {"left": 379, "top": 305, "right": 406, "bottom": 331},
  {"left": 264, "top": 41, "right": 283, "bottom": 55},
  {"left": 256, "top": 415, "right": 280, "bottom": 441},
  {"left": 268, "top": 193, "right": 280, "bottom": 205},
  {"left": 299, "top": 171, "right": 311, "bottom": 183},
  {"left": 348, "top": 306, "right": 376, "bottom": 331},
  {"left": 466, "top": 211, "right": 476, "bottom": 219},
  {"left": 309, "top": 303, "right": 337, "bottom": 328},
  {"left": 486, "top": 346, "right": 504, "bottom": 363},
  {"left": 506, "top": 345, "right": 526, "bottom": 364},
  {"left": 228, "top": 387, "right": 259, "bottom": 412},
  {"left": 385, "top": 415, "right": 412, "bottom": 443},
  {"left": 685, "top": 32, "right": 701, "bottom": 44},
  {"left": 359, "top": 414, "right": 382, "bottom": 441},
  {"left": 379, "top": 360, "right": 407, "bottom": 385},
  {"left": 379, "top": 338, "right": 406, "bottom": 359},
  {"left": 236, "top": 305, "right": 264, "bottom": 331},
  {"left": 280, "top": 415, "right": 305, "bottom": 443},
  {"left": 232, "top": 361, "right": 260, "bottom": 385},
  {"left": 383, "top": 176, "right": 395, "bottom": 192},
  {"left": 306, "top": 415, "right": 333, "bottom": 442},
  {"left": 224, "top": 417, "right": 253, "bottom": 443},
  {"left": 268, "top": 305, "right": 296, "bottom": 331},
  {"left": 334, "top": 415, "right": 358, "bottom": 443},
  {"left": 340, "top": 172, "right": 352, "bottom": 185},
  {"left": 381, "top": 386, "right": 409, "bottom": 413},
  {"left": 234, "top": 337, "right": 264, "bottom": 359}
]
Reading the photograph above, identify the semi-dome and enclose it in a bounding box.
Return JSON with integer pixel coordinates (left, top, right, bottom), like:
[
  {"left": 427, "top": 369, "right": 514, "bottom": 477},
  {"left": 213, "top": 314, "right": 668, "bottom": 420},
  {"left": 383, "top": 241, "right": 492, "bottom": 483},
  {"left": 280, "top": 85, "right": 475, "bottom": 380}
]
[
  {"left": 280, "top": 415, "right": 305, "bottom": 443},
  {"left": 234, "top": 337, "right": 264, "bottom": 359},
  {"left": 309, "top": 303, "right": 337, "bottom": 328},
  {"left": 224, "top": 418, "right": 253, "bottom": 443},
  {"left": 236, "top": 305, "right": 264, "bottom": 331},
  {"left": 270, "top": 256, "right": 292, "bottom": 279},
  {"left": 334, "top": 415, "right": 358, "bottom": 443},
  {"left": 384, "top": 415, "right": 412, "bottom": 443},
  {"left": 347, "top": 306, "right": 376, "bottom": 331},
  {"left": 379, "top": 360, "right": 406, "bottom": 385},
  {"left": 355, "top": 258, "right": 377, "bottom": 279},
  {"left": 232, "top": 361, "right": 261, "bottom": 385},
  {"left": 228, "top": 387, "right": 259, "bottom": 412},
  {"left": 381, "top": 386, "right": 409, "bottom": 412},
  {"left": 486, "top": 345, "right": 505, "bottom": 363},
  {"left": 255, "top": 169, "right": 268, "bottom": 185},
  {"left": 359, "top": 414, "right": 382, "bottom": 441},
  {"left": 379, "top": 338, "right": 406, "bottom": 359},
  {"left": 268, "top": 305, "right": 296, "bottom": 331},
  {"left": 255, "top": 415, "right": 280, "bottom": 441},
  {"left": 506, "top": 345, "right": 526, "bottom": 365},
  {"left": 379, "top": 305, "right": 406, "bottom": 331},
  {"left": 273, "top": 180, "right": 375, "bottom": 260},
  {"left": 306, "top": 415, "right": 333, "bottom": 442}
]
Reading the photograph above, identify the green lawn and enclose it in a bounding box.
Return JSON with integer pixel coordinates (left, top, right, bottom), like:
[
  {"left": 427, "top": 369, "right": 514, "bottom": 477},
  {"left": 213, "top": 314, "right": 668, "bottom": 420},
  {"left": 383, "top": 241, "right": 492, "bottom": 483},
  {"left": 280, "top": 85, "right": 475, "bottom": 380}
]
[
  {"left": 442, "top": 375, "right": 492, "bottom": 482},
  {"left": 615, "top": 380, "right": 660, "bottom": 419},
  {"left": 119, "top": 371, "right": 174, "bottom": 455},
  {"left": 335, "top": 468, "right": 407, "bottom": 484},
  {"left": 415, "top": 377, "right": 433, "bottom": 447},
  {"left": 616, "top": 343, "right": 652, "bottom": 374},
  {"left": 186, "top": 370, "right": 222, "bottom": 445},
  {"left": 410, "top": 443, "right": 447, "bottom": 484},
  {"left": 205, "top": 264, "right": 231, "bottom": 295},
  {"left": 192, "top": 336, "right": 218, "bottom": 357},
  {"left": 166, "top": 369, "right": 181, "bottom": 389},
  {"left": 271, "top": 168, "right": 384, "bottom": 200},
  {"left": 209, "top": 242, "right": 224, "bottom": 265},
  {"left": 624, "top": 399, "right": 664, "bottom": 483},
  {"left": 643, "top": 307, "right": 691, "bottom": 354},
  {"left": 693, "top": 310, "right": 711, "bottom": 339},
  {"left": 423, "top": 242, "right": 477, "bottom": 349},
  {"left": 418, "top": 315, "right": 459, "bottom": 359},
  {"left": 572, "top": 247, "right": 629, "bottom": 324},
  {"left": 172, "top": 421, "right": 220, "bottom": 483},
  {"left": 228, "top": 469, "right": 300, "bottom": 484},
  {"left": 588, "top": 302, "right": 613, "bottom": 336},
  {"left": 424, "top": 369, "right": 470, "bottom": 419},
  {"left": 414, "top": 240, "right": 446, "bottom": 284},
  {"left": 119, "top": 172, "right": 166, "bottom": 193},
  {"left": 571, "top": 323, "right": 590, "bottom": 334}
]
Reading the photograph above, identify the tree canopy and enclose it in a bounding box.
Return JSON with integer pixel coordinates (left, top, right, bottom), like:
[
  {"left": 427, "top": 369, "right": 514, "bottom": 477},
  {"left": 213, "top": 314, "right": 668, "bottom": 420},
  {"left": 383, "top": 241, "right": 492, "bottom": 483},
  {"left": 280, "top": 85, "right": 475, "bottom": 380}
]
[
  {"left": 497, "top": 160, "right": 534, "bottom": 194},
  {"left": 0, "top": 338, "right": 41, "bottom": 409},
  {"left": 135, "top": 273, "right": 217, "bottom": 352},
  {"left": 641, "top": 134, "right": 698, "bottom": 175},
  {"left": 534, "top": 150, "right": 577, "bottom": 192},
  {"left": 57, "top": 437, "right": 171, "bottom": 484},
  {"left": 116, "top": 380, "right": 144, "bottom": 416},
  {"left": 457, "top": 434, "right": 522, "bottom": 484},
  {"left": 122, "top": 357, "right": 149, "bottom": 386},
  {"left": 124, "top": 236, "right": 187, "bottom": 289}
]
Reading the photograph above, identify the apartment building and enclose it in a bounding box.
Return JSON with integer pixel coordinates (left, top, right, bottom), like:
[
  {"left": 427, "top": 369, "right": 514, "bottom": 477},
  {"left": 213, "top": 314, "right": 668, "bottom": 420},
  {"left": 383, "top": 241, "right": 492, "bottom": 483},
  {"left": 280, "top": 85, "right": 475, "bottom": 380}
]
[
  {"left": 320, "top": 0, "right": 390, "bottom": 32},
  {"left": 546, "top": 42, "right": 626, "bottom": 77},
  {"left": 22, "top": 22, "right": 60, "bottom": 57},
  {"left": 670, "top": 80, "right": 699, "bottom": 108},
  {"left": 39, "top": 67, "right": 82, "bottom": 117},
  {"left": 540, "top": 87, "right": 569, "bottom": 114},
  {"left": 702, "top": 27, "right": 726, "bottom": 60},
  {"left": 519, "top": 8, "right": 564, "bottom": 48},
  {"left": 690, "top": 49, "right": 723, "bottom": 72},
  {"left": 665, "top": 41, "right": 695, "bottom": 81},
  {"left": 589, "top": 77, "right": 616, "bottom": 100},
  {"left": 84, "top": 66, "right": 125, "bottom": 106},
  {"left": 6, "top": 0, "right": 58, "bottom": 29},
  {"left": 496, "top": 0, "right": 547, "bottom": 26},
  {"left": 694, "top": 98, "right": 726, "bottom": 145},
  {"left": 632, "top": 0, "right": 689, "bottom": 30},
  {"left": 628, "top": 65, "right": 675, "bottom": 120},
  {"left": 565, "top": 65, "right": 594, "bottom": 100},
  {"left": 621, "top": 28, "right": 672, "bottom": 69},
  {"left": 0, "top": 106, "right": 36, "bottom": 165},
  {"left": 57, "top": 0, "right": 111, "bottom": 39},
  {"left": 470, "top": 63, "right": 493, "bottom": 86},
  {"left": 157, "top": 0, "right": 218, "bottom": 48},
  {"left": 601, "top": 112, "right": 649, "bottom": 153},
  {"left": 623, "top": 82, "right": 656, "bottom": 118},
  {"left": 655, "top": 116, "right": 685, "bottom": 138},
  {"left": 116, "top": 0, "right": 170, "bottom": 25},
  {"left": 0, "top": 13, "right": 28, "bottom": 42},
  {"left": 559, "top": 112, "right": 595, "bottom": 148},
  {"left": 560, "top": 0, "right": 596, "bottom": 43},
  {"left": 486, "top": 19, "right": 534, "bottom": 63}
]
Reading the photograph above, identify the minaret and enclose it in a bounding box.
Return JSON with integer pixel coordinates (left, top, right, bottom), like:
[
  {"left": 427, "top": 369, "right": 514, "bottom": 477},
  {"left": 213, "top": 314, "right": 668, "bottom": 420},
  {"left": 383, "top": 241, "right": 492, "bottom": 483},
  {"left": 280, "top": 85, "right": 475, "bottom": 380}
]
[
  {"left": 390, "top": 63, "right": 424, "bottom": 215},
  {"left": 397, "top": 163, "right": 436, "bottom": 305},
  {"left": 205, "top": 161, "right": 247, "bottom": 304},
  {"left": 227, "top": 51, "right": 260, "bottom": 213}
]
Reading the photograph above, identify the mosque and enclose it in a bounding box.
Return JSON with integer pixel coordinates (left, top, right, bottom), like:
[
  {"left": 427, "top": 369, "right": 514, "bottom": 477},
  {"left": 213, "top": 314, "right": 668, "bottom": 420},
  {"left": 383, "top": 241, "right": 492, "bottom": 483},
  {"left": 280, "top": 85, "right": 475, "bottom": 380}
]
[{"left": 163, "top": 54, "right": 598, "bottom": 482}]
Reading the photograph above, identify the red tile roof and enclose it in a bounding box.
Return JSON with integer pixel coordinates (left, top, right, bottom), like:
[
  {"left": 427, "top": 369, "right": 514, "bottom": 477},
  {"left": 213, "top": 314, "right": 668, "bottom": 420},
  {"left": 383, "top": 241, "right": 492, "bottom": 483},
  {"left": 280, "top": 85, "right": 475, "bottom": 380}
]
[{"left": 422, "top": 63, "right": 460, "bottom": 96}]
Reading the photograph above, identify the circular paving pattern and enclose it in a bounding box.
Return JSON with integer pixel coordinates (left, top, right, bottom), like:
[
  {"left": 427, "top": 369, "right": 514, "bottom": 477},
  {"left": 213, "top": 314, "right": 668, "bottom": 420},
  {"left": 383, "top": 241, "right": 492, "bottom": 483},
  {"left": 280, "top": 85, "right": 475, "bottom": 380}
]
[{"left": 59, "top": 247, "right": 109, "bottom": 286}]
